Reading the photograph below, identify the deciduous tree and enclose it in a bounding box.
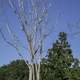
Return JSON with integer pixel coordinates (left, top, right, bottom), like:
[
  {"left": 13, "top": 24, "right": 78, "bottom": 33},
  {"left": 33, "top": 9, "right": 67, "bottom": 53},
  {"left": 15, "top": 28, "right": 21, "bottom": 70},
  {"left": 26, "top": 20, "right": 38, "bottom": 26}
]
[{"left": 0, "top": 0, "right": 52, "bottom": 80}]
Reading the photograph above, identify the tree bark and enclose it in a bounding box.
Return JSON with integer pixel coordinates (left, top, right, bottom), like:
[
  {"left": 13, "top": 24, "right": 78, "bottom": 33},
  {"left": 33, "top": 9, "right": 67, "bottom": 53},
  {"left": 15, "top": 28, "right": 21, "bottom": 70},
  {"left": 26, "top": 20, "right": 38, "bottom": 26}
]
[
  {"left": 37, "top": 64, "right": 40, "bottom": 80},
  {"left": 28, "top": 63, "right": 40, "bottom": 80},
  {"left": 29, "top": 65, "right": 33, "bottom": 80}
]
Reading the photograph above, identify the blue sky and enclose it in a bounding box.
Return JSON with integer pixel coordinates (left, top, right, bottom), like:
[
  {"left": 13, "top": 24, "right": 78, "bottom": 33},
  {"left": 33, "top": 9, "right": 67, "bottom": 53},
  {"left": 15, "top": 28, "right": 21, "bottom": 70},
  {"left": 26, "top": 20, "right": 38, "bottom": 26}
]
[{"left": 0, "top": 0, "right": 80, "bottom": 66}]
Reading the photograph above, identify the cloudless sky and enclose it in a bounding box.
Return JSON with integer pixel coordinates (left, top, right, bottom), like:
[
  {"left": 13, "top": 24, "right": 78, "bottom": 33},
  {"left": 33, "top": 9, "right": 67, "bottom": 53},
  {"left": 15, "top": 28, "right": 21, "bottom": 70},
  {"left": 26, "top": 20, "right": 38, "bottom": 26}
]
[{"left": 0, "top": 0, "right": 80, "bottom": 66}]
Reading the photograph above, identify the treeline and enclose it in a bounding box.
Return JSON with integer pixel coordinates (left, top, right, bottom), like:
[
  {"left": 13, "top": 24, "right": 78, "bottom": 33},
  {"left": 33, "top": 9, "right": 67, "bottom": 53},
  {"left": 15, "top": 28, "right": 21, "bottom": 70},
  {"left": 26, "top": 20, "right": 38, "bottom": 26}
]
[{"left": 0, "top": 32, "right": 80, "bottom": 80}]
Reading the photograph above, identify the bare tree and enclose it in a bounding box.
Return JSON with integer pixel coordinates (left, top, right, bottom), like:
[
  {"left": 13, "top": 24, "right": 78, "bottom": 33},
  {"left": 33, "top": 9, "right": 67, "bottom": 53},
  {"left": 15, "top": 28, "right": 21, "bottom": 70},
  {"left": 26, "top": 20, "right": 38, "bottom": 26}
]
[{"left": 0, "top": 0, "right": 52, "bottom": 80}]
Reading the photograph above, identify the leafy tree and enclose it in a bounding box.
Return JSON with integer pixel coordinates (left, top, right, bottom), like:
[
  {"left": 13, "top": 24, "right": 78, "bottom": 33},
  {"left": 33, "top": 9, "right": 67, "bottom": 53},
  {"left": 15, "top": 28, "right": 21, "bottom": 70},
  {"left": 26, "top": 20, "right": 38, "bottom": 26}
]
[
  {"left": 41, "top": 32, "right": 74, "bottom": 80},
  {"left": 0, "top": 60, "right": 29, "bottom": 80}
]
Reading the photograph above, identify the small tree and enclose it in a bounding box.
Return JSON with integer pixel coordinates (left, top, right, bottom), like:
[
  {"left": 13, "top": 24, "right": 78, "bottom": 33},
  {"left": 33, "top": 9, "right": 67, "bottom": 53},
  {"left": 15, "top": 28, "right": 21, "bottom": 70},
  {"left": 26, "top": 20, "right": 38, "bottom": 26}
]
[{"left": 0, "top": 0, "right": 52, "bottom": 80}]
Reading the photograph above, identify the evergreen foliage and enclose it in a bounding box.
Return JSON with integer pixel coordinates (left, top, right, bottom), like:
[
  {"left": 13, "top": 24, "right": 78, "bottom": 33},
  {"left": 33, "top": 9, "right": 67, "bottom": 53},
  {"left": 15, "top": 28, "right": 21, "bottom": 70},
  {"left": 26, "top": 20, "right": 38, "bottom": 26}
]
[{"left": 41, "top": 32, "right": 80, "bottom": 80}]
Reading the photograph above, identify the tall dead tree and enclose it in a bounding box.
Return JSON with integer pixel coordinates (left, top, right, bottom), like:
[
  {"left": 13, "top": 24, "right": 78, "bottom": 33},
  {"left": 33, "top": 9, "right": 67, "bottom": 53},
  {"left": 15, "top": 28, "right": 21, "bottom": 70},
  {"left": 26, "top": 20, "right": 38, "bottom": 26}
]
[{"left": 0, "top": 0, "right": 52, "bottom": 80}]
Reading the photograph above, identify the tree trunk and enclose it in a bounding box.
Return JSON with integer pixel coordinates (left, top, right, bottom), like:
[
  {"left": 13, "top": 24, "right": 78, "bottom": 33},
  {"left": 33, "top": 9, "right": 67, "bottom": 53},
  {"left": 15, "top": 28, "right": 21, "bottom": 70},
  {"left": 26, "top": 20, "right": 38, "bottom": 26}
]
[
  {"left": 28, "top": 63, "right": 40, "bottom": 80},
  {"left": 29, "top": 65, "right": 33, "bottom": 80},
  {"left": 37, "top": 64, "right": 40, "bottom": 80}
]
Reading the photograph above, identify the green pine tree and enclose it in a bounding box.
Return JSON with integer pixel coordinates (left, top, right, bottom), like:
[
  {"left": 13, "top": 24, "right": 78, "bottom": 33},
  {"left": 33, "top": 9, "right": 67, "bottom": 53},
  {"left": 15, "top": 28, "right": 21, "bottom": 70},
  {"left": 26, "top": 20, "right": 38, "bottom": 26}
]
[{"left": 41, "top": 32, "right": 74, "bottom": 80}]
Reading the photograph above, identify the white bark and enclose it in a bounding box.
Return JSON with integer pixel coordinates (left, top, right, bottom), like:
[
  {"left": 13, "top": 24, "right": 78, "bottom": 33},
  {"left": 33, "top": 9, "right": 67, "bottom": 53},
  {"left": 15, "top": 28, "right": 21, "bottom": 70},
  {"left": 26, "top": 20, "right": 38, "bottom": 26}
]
[
  {"left": 0, "top": 0, "right": 51, "bottom": 80},
  {"left": 29, "top": 65, "right": 33, "bottom": 80},
  {"left": 37, "top": 64, "right": 40, "bottom": 80},
  {"left": 28, "top": 64, "right": 40, "bottom": 80}
]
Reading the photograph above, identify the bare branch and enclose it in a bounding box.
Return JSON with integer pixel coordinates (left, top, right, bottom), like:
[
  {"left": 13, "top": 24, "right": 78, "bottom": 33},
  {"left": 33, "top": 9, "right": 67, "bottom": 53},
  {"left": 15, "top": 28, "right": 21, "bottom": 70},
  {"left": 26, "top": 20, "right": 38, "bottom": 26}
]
[
  {"left": 1, "top": 0, "right": 53, "bottom": 80},
  {"left": 0, "top": 28, "right": 24, "bottom": 59},
  {"left": 18, "top": 0, "right": 24, "bottom": 11}
]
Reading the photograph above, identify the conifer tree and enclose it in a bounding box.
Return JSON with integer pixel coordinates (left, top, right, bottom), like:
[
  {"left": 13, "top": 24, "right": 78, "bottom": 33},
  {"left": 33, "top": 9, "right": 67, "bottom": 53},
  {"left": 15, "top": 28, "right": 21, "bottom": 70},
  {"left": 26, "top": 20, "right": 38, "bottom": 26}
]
[{"left": 41, "top": 32, "right": 74, "bottom": 80}]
